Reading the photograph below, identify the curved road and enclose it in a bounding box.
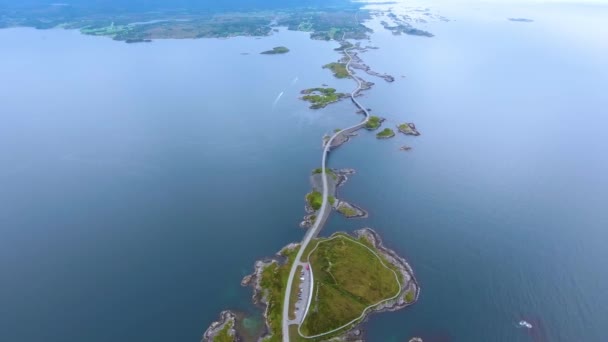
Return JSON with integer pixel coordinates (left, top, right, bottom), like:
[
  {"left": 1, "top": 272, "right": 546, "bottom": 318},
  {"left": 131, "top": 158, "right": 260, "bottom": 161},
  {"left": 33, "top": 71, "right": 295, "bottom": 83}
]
[{"left": 281, "top": 39, "right": 371, "bottom": 341}]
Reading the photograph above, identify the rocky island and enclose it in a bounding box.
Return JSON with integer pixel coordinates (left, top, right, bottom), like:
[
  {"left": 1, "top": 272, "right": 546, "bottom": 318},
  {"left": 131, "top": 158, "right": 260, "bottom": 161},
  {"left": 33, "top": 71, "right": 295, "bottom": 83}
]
[
  {"left": 203, "top": 229, "right": 419, "bottom": 341},
  {"left": 261, "top": 46, "right": 290, "bottom": 54},
  {"left": 300, "top": 87, "right": 348, "bottom": 109},
  {"left": 323, "top": 62, "right": 350, "bottom": 78},
  {"left": 380, "top": 20, "right": 434, "bottom": 37},
  {"left": 342, "top": 47, "right": 396, "bottom": 82},
  {"left": 365, "top": 115, "right": 385, "bottom": 130},
  {"left": 376, "top": 128, "right": 396, "bottom": 139},
  {"left": 508, "top": 18, "right": 534, "bottom": 22},
  {"left": 301, "top": 168, "right": 367, "bottom": 228},
  {"left": 398, "top": 122, "right": 421, "bottom": 136}
]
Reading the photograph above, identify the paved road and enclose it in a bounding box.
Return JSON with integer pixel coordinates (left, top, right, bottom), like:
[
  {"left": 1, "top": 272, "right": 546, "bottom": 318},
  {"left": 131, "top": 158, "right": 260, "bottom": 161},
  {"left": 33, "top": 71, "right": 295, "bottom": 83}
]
[{"left": 281, "top": 38, "right": 371, "bottom": 341}]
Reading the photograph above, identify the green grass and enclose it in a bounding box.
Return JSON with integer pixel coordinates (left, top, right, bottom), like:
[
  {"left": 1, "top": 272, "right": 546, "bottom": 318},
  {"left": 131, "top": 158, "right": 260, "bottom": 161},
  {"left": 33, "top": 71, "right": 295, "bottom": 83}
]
[
  {"left": 323, "top": 62, "right": 349, "bottom": 78},
  {"left": 398, "top": 123, "right": 413, "bottom": 133},
  {"left": 334, "top": 128, "right": 342, "bottom": 133},
  {"left": 312, "top": 168, "right": 337, "bottom": 180},
  {"left": 376, "top": 128, "right": 395, "bottom": 138},
  {"left": 365, "top": 116, "right": 382, "bottom": 130},
  {"left": 301, "top": 235, "right": 400, "bottom": 336},
  {"left": 306, "top": 191, "right": 323, "bottom": 210},
  {"left": 301, "top": 88, "right": 344, "bottom": 109},
  {"left": 337, "top": 206, "right": 357, "bottom": 217},
  {"left": 214, "top": 320, "right": 235, "bottom": 342},
  {"left": 405, "top": 290, "right": 415, "bottom": 303},
  {"left": 328, "top": 196, "right": 335, "bottom": 206},
  {"left": 261, "top": 46, "right": 290, "bottom": 54}
]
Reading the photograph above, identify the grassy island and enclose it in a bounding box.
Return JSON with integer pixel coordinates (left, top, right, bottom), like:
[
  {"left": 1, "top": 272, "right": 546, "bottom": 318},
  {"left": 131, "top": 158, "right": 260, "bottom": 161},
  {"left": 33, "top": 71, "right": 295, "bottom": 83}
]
[
  {"left": 397, "top": 122, "right": 421, "bottom": 136},
  {"left": 207, "top": 229, "right": 417, "bottom": 341},
  {"left": 300, "top": 87, "right": 346, "bottom": 109},
  {"left": 365, "top": 115, "right": 383, "bottom": 130},
  {"left": 380, "top": 21, "right": 434, "bottom": 37},
  {"left": 261, "top": 46, "right": 290, "bottom": 54},
  {"left": 300, "top": 234, "right": 402, "bottom": 336},
  {"left": 376, "top": 128, "right": 396, "bottom": 139},
  {"left": 323, "top": 62, "right": 350, "bottom": 78}
]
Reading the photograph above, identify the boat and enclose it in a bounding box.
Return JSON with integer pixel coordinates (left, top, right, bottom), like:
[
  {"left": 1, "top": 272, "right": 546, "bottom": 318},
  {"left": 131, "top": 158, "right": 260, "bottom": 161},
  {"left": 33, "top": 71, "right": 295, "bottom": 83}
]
[{"left": 519, "top": 320, "right": 533, "bottom": 329}]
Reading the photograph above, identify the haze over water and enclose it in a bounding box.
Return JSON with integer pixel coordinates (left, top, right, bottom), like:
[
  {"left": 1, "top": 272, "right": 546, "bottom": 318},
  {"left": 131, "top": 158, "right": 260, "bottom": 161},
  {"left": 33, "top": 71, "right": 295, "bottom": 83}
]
[{"left": 1, "top": 1, "right": 607, "bottom": 342}]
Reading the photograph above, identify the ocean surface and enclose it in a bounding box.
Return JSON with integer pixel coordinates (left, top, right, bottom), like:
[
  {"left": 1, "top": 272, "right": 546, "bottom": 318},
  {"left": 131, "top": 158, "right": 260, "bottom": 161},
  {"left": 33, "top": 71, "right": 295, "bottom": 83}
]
[{"left": 1, "top": 1, "right": 607, "bottom": 341}]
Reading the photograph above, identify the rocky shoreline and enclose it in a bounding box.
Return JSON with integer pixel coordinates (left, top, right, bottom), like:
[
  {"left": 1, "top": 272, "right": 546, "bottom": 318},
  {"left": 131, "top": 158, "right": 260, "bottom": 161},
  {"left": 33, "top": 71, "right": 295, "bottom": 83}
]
[
  {"left": 355, "top": 228, "right": 420, "bottom": 310},
  {"left": 202, "top": 311, "right": 238, "bottom": 342},
  {"left": 340, "top": 47, "right": 395, "bottom": 83},
  {"left": 325, "top": 130, "right": 359, "bottom": 150},
  {"left": 301, "top": 168, "right": 368, "bottom": 228}
]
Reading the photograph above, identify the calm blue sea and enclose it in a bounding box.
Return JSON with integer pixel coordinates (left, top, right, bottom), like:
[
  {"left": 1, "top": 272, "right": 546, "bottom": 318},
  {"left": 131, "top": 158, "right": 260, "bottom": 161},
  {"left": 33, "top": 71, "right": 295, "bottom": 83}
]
[{"left": 0, "top": 1, "right": 607, "bottom": 341}]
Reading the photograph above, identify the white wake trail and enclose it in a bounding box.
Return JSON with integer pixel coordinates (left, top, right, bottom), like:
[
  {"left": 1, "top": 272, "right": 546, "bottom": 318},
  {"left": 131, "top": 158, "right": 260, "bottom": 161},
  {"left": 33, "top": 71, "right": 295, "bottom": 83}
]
[{"left": 272, "top": 91, "right": 284, "bottom": 108}]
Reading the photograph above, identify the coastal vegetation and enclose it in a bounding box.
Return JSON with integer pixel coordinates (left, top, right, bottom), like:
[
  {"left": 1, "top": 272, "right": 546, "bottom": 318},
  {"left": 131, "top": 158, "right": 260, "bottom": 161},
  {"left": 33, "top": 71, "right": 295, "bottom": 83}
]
[
  {"left": 337, "top": 205, "right": 357, "bottom": 217},
  {"left": 405, "top": 290, "right": 416, "bottom": 303},
  {"left": 277, "top": 9, "right": 372, "bottom": 40},
  {"left": 306, "top": 191, "right": 323, "bottom": 210},
  {"left": 376, "top": 128, "right": 396, "bottom": 139},
  {"left": 301, "top": 234, "right": 401, "bottom": 336},
  {"left": 323, "top": 62, "right": 350, "bottom": 78},
  {"left": 306, "top": 191, "right": 336, "bottom": 210},
  {"left": 300, "top": 88, "right": 347, "bottom": 109},
  {"left": 365, "top": 115, "right": 383, "bottom": 130},
  {"left": 257, "top": 247, "right": 300, "bottom": 342},
  {"left": 312, "top": 168, "right": 337, "bottom": 180},
  {"left": 261, "top": 46, "right": 290, "bottom": 54},
  {"left": 1, "top": 6, "right": 374, "bottom": 42},
  {"left": 214, "top": 321, "right": 235, "bottom": 342}
]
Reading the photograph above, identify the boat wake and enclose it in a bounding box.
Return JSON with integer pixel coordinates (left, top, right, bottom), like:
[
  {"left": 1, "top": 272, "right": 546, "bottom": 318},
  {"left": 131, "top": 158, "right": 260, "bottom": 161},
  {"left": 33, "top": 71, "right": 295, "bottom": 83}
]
[{"left": 272, "top": 91, "right": 284, "bottom": 108}]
